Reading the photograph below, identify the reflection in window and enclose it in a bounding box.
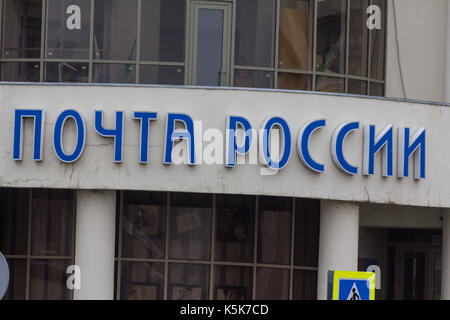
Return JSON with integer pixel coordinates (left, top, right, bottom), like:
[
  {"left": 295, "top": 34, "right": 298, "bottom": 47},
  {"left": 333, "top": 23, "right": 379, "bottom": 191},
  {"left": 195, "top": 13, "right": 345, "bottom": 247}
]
[
  {"left": 169, "top": 193, "right": 212, "bottom": 260},
  {"left": 370, "top": 82, "right": 384, "bottom": 97},
  {"left": 93, "top": 63, "right": 136, "bottom": 84},
  {"left": 94, "top": 0, "right": 137, "bottom": 61},
  {"left": 2, "top": 0, "right": 42, "bottom": 58},
  {"left": 348, "top": 0, "right": 369, "bottom": 77},
  {"left": 140, "top": 0, "right": 185, "bottom": 62},
  {"left": 258, "top": 196, "right": 292, "bottom": 265},
  {"left": 316, "top": 0, "right": 346, "bottom": 74},
  {"left": 168, "top": 263, "right": 209, "bottom": 300},
  {"left": 256, "top": 267, "right": 290, "bottom": 299},
  {"left": 45, "top": 62, "right": 88, "bottom": 82},
  {"left": 215, "top": 195, "right": 254, "bottom": 263},
  {"left": 294, "top": 199, "right": 319, "bottom": 267},
  {"left": 235, "top": 0, "right": 276, "bottom": 68},
  {"left": 46, "top": 0, "right": 90, "bottom": 59},
  {"left": 234, "top": 70, "right": 273, "bottom": 89},
  {"left": 214, "top": 266, "right": 253, "bottom": 300},
  {"left": 316, "top": 76, "right": 345, "bottom": 93},
  {"left": 29, "top": 259, "right": 73, "bottom": 300},
  {"left": 293, "top": 270, "right": 317, "bottom": 300},
  {"left": 370, "top": 0, "right": 386, "bottom": 80},
  {"left": 348, "top": 79, "right": 367, "bottom": 95},
  {"left": 278, "top": 0, "right": 313, "bottom": 71},
  {"left": 278, "top": 73, "right": 311, "bottom": 90},
  {"left": 120, "top": 262, "right": 164, "bottom": 300},
  {"left": 2, "top": 259, "right": 27, "bottom": 300},
  {"left": 1, "top": 62, "right": 40, "bottom": 82},
  {"left": 140, "top": 65, "right": 184, "bottom": 85}
]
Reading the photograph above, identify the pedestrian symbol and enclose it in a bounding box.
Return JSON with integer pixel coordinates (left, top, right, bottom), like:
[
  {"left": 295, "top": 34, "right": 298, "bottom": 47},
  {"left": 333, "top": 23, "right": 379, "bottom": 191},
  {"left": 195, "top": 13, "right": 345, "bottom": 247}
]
[{"left": 328, "top": 271, "right": 376, "bottom": 300}]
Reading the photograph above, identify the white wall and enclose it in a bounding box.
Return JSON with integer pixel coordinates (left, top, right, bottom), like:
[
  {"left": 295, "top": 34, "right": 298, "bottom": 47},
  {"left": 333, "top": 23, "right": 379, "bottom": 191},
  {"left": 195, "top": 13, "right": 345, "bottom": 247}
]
[
  {"left": 0, "top": 84, "right": 449, "bottom": 208},
  {"left": 386, "top": 0, "right": 447, "bottom": 102}
]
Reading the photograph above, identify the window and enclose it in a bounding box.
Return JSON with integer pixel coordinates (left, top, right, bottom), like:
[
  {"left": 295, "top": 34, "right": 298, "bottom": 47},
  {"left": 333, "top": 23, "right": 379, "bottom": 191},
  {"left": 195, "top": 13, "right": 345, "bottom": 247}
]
[
  {"left": 115, "top": 191, "right": 320, "bottom": 300},
  {"left": 0, "top": 188, "right": 76, "bottom": 300}
]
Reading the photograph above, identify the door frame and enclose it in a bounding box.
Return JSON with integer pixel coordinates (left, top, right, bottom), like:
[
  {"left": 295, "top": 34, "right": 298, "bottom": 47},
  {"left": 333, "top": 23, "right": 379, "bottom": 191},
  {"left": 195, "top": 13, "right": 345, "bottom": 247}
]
[{"left": 185, "top": 0, "right": 235, "bottom": 86}]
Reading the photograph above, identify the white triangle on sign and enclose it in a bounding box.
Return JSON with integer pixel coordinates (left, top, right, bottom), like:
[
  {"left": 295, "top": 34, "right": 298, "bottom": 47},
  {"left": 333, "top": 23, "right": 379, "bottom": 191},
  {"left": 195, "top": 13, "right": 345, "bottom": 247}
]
[{"left": 346, "top": 282, "right": 361, "bottom": 300}]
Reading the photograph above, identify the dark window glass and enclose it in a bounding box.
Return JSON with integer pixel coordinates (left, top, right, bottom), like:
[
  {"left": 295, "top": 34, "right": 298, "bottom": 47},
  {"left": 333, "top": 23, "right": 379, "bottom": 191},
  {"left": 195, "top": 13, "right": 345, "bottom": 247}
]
[
  {"left": 140, "top": 0, "right": 185, "bottom": 62},
  {"left": 255, "top": 267, "right": 289, "bottom": 299},
  {"left": 348, "top": 79, "right": 367, "bottom": 95},
  {"left": 235, "top": 0, "right": 276, "bottom": 68},
  {"left": 121, "top": 191, "right": 166, "bottom": 259},
  {"left": 93, "top": 63, "right": 136, "bottom": 84},
  {"left": 3, "top": 259, "right": 27, "bottom": 300},
  {"left": 46, "top": 0, "right": 90, "bottom": 59},
  {"left": 214, "top": 266, "right": 253, "bottom": 300},
  {"left": 278, "top": 0, "right": 313, "bottom": 71},
  {"left": 294, "top": 199, "right": 319, "bottom": 267},
  {"left": 215, "top": 195, "right": 255, "bottom": 263},
  {"left": 139, "top": 65, "right": 184, "bottom": 85},
  {"left": 316, "top": 76, "right": 345, "bottom": 93},
  {"left": 369, "top": 0, "right": 386, "bottom": 80},
  {"left": 169, "top": 193, "right": 212, "bottom": 261},
  {"left": 29, "top": 259, "right": 72, "bottom": 299},
  {"left": 370, "top": 82, "right": 384, "bottom": 97},
  {"left": 348, "top": 0, "right": 369, "bottom": 76},
  {"left": 234, "top": 70, "right": 273, "bottom": 88},
  {"left": 44, "top": 62, "right": 88, "bottom": 82},
  {"left": 0, "top": 188, "right": 29, "bottom": 255},
  {"left": 2, "top": 0, "right": 42, "bottom": 58},
  {"left": 258, "top": 196, "right": 292, "bottom": 265},
  {"left": 168, "top": 263, "right": 209, "bottom": 300},
  {"left": 31, "top": 189, "right": 74, "bottom": 256},
  {"left": 278, "top": 73, "right": 311, "bottom": 90},
  {"left": 1, "top": 62, "right": 40, "bottom": 82},
  {"left": 94, "top": 0, "right": 137, "bottom": 60},
  {"left": 120, "top": 262, "right": 164, "bottom": 300},
  {"left": 292, "top": 270, "right": 317, "bottom": 300},
  {"left": 316, "top": 0, "right": 346, "bottom": 74}
]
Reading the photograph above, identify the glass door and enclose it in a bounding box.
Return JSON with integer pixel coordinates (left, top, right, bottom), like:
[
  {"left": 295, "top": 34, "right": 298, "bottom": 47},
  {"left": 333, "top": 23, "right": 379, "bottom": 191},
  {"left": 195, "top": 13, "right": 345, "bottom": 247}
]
[{"left": 187, "top": 1, "right": 232, "bottom": 86}]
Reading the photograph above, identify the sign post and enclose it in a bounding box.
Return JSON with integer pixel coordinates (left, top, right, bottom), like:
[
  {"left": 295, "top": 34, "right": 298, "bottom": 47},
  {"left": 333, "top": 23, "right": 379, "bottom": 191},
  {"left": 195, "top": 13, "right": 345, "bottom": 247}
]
[
  {"left": 328, "top": 270, "right": 376, "bottom": 300},
  {"left": 0, "top": 251, "right": 9, "bottom": 300}
]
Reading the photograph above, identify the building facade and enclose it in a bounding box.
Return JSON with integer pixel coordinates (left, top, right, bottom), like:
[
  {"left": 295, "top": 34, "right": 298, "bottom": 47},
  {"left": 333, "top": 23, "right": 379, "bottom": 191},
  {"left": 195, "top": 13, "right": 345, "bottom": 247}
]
[{"left": 0, "top": 0, "right": 449, "bottom": 300}]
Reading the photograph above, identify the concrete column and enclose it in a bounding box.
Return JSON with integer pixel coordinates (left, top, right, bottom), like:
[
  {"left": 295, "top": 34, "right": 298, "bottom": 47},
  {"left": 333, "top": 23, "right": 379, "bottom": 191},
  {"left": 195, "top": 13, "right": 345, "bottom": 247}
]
[
  {"left": 317, "top": 200, "right": 359, "bottom": 300},
  {"left": 446, "top": 0, "right": 450, "bottom": 103},
  {"left": 74, "top": 190, "right": 116, "bottom": 300},
  {"left": 441, "top": 210, "right": 450, "bottom": 300}
]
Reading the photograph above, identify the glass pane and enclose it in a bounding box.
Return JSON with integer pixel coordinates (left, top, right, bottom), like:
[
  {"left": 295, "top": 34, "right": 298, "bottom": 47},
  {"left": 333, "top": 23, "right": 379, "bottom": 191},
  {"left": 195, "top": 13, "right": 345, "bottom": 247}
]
[
  {"left": 195, "top": 8, "right": 224, "bottom": 86},
  {"left": 169, "top": 193, "right": 212, "bottom": 260},
  {"left": 258, "top": 196, "right": 292, "bottom": 265},
  {"left": 233, "top": 69, "right": 273, "bottom": 88},
  {"left": 278, "top": 0, "right": 313, "bottom": 70},
  {"left": 168, "top": 263, "right": 209, "bottom": 300},
  {"left": 2, "top": 0, "right": 42, "bottom": 58},
  {"left": 369, "top": 0, "right": 386, "bottom": 80},
  {"left": 214, "top": 265, "right": 253, "bottom": 300},
  {"left": 294, "top": 199, "right": 319, "bottom": 267},
  {"left": 94, "top": 0, "right": 137, "bottom": 60},
  {"left": 31, "top": 189, "right": 74, "bottom": 256},
  {"left": 403, "top": 252, "right": 425, "bottom": 300},
  {"left": 235, "top": 0, "right": 276, "bottom": 68},
  {"left": 1, "top": 62, "right": 40, "bottom": 82},
  {"left": 433, "top": 252, "right": 441, "bottom": 300},
  {"left": 348, "top": 79, "right": 367, "bottom": 95},
  {"left": 139, "top": 65, "right": 184, "bottom": 85},
  {"left": 278, "top": 73, "right": 311, "bottom": 90},
  {"left": 215, "top": 195, "right": 255, "bottom": 263},
  {"left": 0, "top": 188, "right": 29, "bottom": 255},
  {"left": 29, "top": 259, "right": 72, "bottom": 299},
  {"left": 255, "top": 267, "right": 289, "bottom": 299},
  {"left": 316, "top": 0, "right": 346, "bottom": 74},
  {"left": 44, "top": 62, "right": 88, "bottom": 82},
  {"left": 370, "top": 82, "right": 384, "bottom": 97},
  {"left": 316, "top": 76, "right": 345, "bottom": 93},
  {"left": 3, "top": 259, "right": 27, "bottom": 300},
  {"left": 121, "top": 191, "right": 166, "bottom": 259},
  {"left": 46, "top": 0, "right": 90, "bottom": 59},
  {"left": 140, "top": 0, "right": 185, "bottom": 62},
  {"left": 93, "top": 63, "right": 136, "bottom": 84},
  {"left": 120, "top": 262, "right": 164, "bottom": 300},
  {"left": 292, "top": 270, "right": 317, "bottom": 300},
  {"left": 348, "top": 0, "right": 369, "bottom": 76}
]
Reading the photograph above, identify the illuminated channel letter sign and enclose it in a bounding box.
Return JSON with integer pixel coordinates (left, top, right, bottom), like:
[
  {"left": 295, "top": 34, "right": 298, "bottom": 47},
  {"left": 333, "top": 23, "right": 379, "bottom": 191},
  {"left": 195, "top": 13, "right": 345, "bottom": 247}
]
[
  {"left": 11, "top": 109, "right": 427, "bottom": 179},
  {"left": 328, "top": 270, "right": 376, "bottom": 300}
]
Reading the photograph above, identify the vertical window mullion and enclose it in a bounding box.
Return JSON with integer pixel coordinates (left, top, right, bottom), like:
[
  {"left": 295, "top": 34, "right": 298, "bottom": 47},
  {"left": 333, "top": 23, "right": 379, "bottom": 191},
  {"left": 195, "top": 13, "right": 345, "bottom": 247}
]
[
  {"left": 115, "top": 190, "right": 124, "bottom": 300},
  {"left": 367, "top": 0, "right": 373, "bottom": 95},
  {"left": 345, "top": 0, "right": 350, "bottom": 93},
  {"left": 25, "top": 189, "right": 33, "bottom": 300},
  {"left": 252, "top": 195, "right": 258, "bottom": 300},
  {"left": 40, "top": 0, "right": 46, "bottom": 82},
  {"left": 274, "top": 0, "right": 280, "bottom": 89},
  {"left": 88, "top": 0, "right": 94, "bottom": 83},
  {"left": 312, "top": 0, "right": 317, "bottom": 91},
  {"left": 135, "top": 0, "right": 141, "bottom": 84},
  {"left": 289, "top": 197, "right": 295, "bottom": 300},
  {"left": 208, "top": 194, "right": 216, "bottom": 300},
  {"left": 163, "top": 192, "right": 170, "bottom": 300}
]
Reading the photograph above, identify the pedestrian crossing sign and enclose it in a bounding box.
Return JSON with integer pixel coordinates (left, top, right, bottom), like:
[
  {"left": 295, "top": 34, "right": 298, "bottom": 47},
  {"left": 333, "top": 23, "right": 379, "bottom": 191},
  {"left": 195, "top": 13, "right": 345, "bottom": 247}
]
[{"left": 328, "top": 270, "right": 376, "bottom": 300}]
